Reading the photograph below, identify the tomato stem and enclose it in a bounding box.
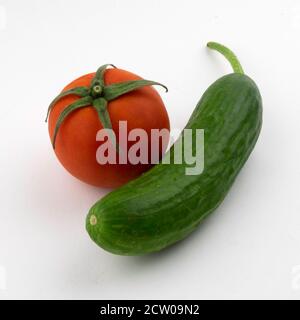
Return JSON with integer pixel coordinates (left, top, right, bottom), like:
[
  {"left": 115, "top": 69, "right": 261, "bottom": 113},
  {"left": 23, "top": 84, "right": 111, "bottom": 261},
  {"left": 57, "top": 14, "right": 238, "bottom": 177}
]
[
  {"left": 207, "top": 42, "right": 244, "bottom": 74},
  {"left": 91, "top": 84, "right": 103, "bottom": 98}
]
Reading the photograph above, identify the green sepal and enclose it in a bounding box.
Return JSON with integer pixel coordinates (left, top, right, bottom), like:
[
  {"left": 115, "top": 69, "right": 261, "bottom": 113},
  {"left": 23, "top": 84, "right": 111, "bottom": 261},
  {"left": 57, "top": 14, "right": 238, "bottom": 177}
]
[
  {"left": 52, "top": 96, "right": 93, "bottom": 149},
  {"left": 93, "top": 98, "right": 119, "bottom": 152},
  {"left": 92, "top": 64, "right": 116, "bottom": 87},
  {"left": 45, "top": 86, "right": 89, "bottom": 122},
  {"left": 103, "top": 80, "right": 168, "bottom": 101}
]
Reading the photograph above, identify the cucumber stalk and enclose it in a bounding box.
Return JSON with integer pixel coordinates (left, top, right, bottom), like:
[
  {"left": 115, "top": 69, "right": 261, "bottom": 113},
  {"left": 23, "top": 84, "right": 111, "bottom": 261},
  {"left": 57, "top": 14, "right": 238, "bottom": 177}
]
[{"left": 207, "top": 42, "right": 244, "bottom": 74}]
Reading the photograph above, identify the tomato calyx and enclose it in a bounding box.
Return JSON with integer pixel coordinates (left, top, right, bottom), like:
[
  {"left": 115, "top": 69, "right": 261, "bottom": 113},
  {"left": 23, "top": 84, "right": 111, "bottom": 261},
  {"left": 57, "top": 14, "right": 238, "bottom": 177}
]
[{"left": 45, "top": 64, "right": 168, "bottom": 149}]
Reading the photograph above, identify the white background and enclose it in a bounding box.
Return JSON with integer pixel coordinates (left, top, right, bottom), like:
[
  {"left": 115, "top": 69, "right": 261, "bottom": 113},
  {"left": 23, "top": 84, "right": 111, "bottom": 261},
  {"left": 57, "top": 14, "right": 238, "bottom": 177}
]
[{"left": 0, "top": 0, "right": 299, "bottom": 300}]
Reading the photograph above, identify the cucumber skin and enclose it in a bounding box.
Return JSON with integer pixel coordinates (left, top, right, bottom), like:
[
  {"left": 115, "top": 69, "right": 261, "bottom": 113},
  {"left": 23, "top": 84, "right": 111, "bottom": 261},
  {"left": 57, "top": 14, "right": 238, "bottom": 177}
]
[{"left": 86, "top": 73, "right": 263, "bottom": 255}]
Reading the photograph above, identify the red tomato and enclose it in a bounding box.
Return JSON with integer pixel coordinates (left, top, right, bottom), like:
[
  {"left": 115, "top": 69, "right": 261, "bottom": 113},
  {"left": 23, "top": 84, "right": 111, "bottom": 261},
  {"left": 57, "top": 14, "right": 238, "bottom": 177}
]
[{"left": 48, "top": 68, "right": 170, "bottom": 188}]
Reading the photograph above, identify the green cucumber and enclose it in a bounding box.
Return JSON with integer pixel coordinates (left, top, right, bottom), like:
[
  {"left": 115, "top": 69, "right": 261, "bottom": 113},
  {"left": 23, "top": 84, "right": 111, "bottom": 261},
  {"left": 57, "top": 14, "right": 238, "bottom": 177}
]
[{"left": 86, "top": 42, "right": 263, "bottom": 255}]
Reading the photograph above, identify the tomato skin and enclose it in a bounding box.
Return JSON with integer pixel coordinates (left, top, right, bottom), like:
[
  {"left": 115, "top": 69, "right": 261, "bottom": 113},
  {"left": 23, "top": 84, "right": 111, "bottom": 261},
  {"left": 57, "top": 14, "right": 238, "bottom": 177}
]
[{"left": 48, "top": 68, "right": 170, "bottom": 188}]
